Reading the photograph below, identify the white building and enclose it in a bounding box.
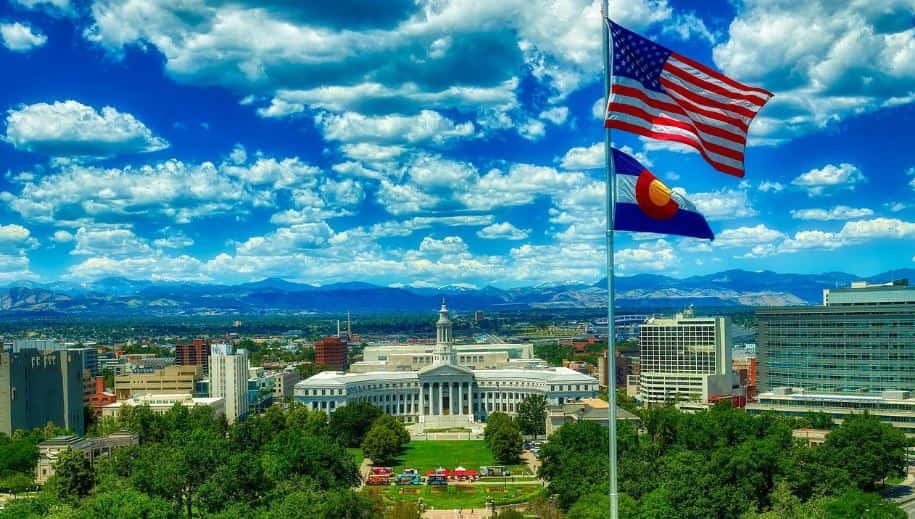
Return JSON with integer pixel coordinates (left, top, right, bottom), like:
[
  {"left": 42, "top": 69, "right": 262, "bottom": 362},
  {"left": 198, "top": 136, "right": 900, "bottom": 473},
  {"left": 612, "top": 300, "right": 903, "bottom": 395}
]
[
  {"left": 100, "top": 393, "right": 225, "bottom": 418},
  {"left": 209, "top": 343, "right": 249, "bottom": 423},
  {"left": 294, "top": 301, "right": 598, "bottom": 427},
  {"left": 637, "top": 315, "right": 735, "bottom": 405},
  {"left": 351, "top": 342, "right": 540, "bottom": 372}
]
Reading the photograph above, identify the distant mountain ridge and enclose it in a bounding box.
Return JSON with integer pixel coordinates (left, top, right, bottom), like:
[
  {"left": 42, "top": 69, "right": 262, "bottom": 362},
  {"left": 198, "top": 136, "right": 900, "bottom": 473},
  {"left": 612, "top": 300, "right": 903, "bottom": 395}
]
[{"left": 1, "top": 269, "right": 913, "bottom": 316}]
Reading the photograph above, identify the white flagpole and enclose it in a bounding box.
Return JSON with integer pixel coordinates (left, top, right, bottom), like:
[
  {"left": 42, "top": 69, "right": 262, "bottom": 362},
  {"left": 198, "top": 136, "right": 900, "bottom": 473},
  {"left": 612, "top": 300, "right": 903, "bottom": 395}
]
[{"left": 600, "top": 1, "right": 619, "bottom": 518}]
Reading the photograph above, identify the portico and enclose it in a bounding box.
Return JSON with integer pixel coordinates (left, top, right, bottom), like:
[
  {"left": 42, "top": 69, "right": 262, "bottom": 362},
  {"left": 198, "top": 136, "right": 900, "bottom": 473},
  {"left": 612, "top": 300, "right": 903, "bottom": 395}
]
[{"left": 418, "top": 364, "right": 475, "bottom": 422}]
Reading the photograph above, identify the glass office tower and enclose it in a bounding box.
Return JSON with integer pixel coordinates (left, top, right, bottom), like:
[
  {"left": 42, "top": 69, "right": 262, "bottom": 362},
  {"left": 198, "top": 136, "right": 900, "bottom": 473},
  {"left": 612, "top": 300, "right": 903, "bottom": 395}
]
[{"left": 757, "top": 280, "right": 915, "bottom": 393}]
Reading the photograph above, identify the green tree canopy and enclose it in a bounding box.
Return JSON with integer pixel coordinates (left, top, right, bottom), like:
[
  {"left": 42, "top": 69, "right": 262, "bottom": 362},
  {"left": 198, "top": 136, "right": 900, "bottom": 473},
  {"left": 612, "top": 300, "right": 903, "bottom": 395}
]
[
  {"left": 515, "top": 395, "right": 547, "bottom": 437},
  {"left": 329, "top": 402, "right": 383, "bottom": 448}
]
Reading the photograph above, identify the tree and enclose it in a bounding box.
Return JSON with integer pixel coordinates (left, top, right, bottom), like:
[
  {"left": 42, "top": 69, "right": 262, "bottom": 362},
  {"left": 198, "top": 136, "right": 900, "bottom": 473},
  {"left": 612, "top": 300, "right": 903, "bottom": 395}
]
[
  {"left": 362, "top": 424, "right": 402, "bottom": 466},
  {"left": 538, "top": 420, "right": 608, "bottom": 508},
  {"left": 822, "top": 414, "right": 907, "bottom": 491},
  {"left": 329, "top": 402, "right": 383, "bottom": 448},
  {"left": 484, "top": 414, "right": 523, "bottom": 465},
  {"left": 804, "top": 412, "right": 834, "bottom": 430},
  {"left": 515, "top": 395, "right": 547, "bottom": 437},
  {"left": 371, "top": 415, "right": 410, "bottom": 447},
  {"left": 73, "top": 488, "right": 176, "bottom": 519},
  {"left": 50, "top": 447, "right": 95, "bottom": 502}
]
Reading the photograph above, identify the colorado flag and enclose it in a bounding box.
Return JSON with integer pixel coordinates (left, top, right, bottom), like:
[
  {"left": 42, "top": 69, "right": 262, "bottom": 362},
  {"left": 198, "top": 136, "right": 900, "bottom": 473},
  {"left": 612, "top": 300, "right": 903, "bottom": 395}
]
[{"left": 613, "top": 148, "right": 714, "bottom": 240}]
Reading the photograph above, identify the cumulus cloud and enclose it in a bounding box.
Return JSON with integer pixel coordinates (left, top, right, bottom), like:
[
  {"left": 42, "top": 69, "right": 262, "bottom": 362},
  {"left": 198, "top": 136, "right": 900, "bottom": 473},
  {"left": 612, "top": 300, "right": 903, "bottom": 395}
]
[
  {"left": 314, "top": 110, "right": 475, "bottom": 145},
  {"left": 0, "top": 22, "right": 47, "bottom": 52},
  {"left": 52, "top": 230, "right": 74, "bottom": 243},
  {"left": 4, "top": 101, "right": 168, "bottom": 157},
  {"left": 713, "top": 1, "right": 915, "bottom": 143},
  {"left": 616, "top": 239, "right": 677, "bottom": 273},
  {"left": 477, "top": 222, "right": 530, "bottom": 240},
  {"left": 714, "top": 224, "right": 785, "bottom": 248},
  {"left": 0, "top": 224, "right": 38, "bottom": 252},
  {"left": 791, "top": 163, "right": 866, "bottom": 196},
  {"left": 790, "top": 206, "right": 874, "bottom": 221},
  {"left": 758, "top": 181, "right": 784, "bottom": 193},
  {"left": 780, "top": 218, "right": 915, "bottom": 253},
  {"left": 682, "top": 188, "right": 757, "bottom": 220}
]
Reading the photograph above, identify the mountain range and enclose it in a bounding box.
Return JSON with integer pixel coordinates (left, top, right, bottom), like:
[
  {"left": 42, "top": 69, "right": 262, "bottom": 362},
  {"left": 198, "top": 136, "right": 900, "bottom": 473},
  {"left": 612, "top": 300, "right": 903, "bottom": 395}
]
[{"left": 1, "top": 269, "right": 912, "bottom": 316}]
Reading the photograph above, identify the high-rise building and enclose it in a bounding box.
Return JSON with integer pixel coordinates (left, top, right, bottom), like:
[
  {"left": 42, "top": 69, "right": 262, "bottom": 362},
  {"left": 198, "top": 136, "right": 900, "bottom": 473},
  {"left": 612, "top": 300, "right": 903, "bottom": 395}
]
[
  {"left": 11, "top": 339, "right": 61, "bottom": 352},
  {"left": 749, "top": 280, "right": 915, "bottom": 433},
  {"left": 0, "top": 349, "right": 85, "bottom": 436},
  {"left": 315, "top": 336, "right": 348, "bottom": 372},
  {"left": 637, "top": 315, "right": 734, "bottom": 405},
  {"left": 209, "top": 344, "right": 249, "bottom": 423},
  {"left": 756, "top": 280, "right": 915, "bottom": 393},
  {"left": 176, "top": 338, "right": 211, "bottom": 374}
]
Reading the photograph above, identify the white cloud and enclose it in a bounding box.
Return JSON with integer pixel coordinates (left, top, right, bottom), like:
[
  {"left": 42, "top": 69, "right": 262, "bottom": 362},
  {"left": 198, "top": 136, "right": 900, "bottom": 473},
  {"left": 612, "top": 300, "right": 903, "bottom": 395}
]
[
  {"left": 758, "top": 181, "right": 784, "bottom": 193},
  {"left": 518, "top": 118, "right": 546, "bottom": 140},
  {"left": 0, "top": 22, "right": 47, "bottom": 52},
  {"left": 221, "top": 154, "right": 320, "bottom": 189},
  {"left": 4, "top": 101, "right": 168, "bottom": 157},
  {"left": 0, "top": 253, "right": 37, "bottom": 283},
  {"left": 791, "top": 163, "right": 865, "bottom": 196},
  {"left": 539, "top": 106, "right": 568, "bottom": 125},
  {"left": 780, "top": 217, "right": 915, "bottom": 253},
  {"left": 684, "top": 188, "right": 757, "bottom": 220},
  {"left": 65, "top": 255, "right": 208, "bottom": 283},
  {"left": 315, "top": 110, "right": 475, "bottom": 145},
  {"left": 477, "top": 222, "right": 530, "bottom": 241},
  {"left": 790, "top": 206, "right": 874, "bottom": 221},
  {"left": 713, "top": 1, "right": 915, "bottom": 143},
  {"left": 52, "top": 230, "right": 74, "bottom": 243},
  {"left": 71, "top": 226, "right": 151, "bottom": 257},
  {"left": 616, "top": 239, "right": 677, "bottom": 273},
  {"left": 0, "top": 224, "right": 38, "bottom": 252},
  {"left": 153, "top": 232, "right": 194, "bottom": 249},
  {"left": 714, "top": 224, "right": 785, "bottom": 248},
  {"left": 560, "top": 142, "right": 604, "bottom": 170}
]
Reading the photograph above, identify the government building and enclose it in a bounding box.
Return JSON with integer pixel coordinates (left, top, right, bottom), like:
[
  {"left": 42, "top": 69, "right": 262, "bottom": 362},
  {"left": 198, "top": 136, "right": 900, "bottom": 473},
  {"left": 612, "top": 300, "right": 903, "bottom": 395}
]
[{"left": 294, "top": 301, "right": 598, "bottom": 426}]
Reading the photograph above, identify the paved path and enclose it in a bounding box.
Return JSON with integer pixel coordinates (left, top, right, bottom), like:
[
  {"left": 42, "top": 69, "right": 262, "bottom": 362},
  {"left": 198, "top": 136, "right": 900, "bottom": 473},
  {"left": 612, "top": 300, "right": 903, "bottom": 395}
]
[
  {"left": 883, "top": 470, "right": 915, "bottom": 518},
  {"left": 422, "top": 509, "right": 494, "bottom": 518}
]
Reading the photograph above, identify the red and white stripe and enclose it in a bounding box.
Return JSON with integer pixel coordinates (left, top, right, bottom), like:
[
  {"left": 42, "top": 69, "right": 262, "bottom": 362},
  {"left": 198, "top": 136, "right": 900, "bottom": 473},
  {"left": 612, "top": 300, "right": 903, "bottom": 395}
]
[{"left": 605, "top": 53, "right": 772, "bottom": 177}]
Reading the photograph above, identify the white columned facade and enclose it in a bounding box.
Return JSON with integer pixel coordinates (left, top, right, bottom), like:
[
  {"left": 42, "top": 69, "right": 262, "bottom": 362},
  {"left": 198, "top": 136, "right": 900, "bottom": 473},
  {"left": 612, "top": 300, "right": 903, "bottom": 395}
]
[
  {"left": 438, "top": 382, "right": 445, "bottom": 414},
  {"left": 458, "top": 383, "right": 463, "bottom": 415}
]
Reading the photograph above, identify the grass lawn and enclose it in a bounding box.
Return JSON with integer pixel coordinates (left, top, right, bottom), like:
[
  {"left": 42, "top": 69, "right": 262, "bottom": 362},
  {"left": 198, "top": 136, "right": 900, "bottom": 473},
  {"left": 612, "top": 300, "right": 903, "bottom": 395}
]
[
  {"left": 372, "top": 483, "right": 543, "bottom": 509},
  {"left": 347, "top": 447, "right": 365, "bottom": 467},
  {"left": 392, "top": 440, "right": 495, "bottom": 473}
]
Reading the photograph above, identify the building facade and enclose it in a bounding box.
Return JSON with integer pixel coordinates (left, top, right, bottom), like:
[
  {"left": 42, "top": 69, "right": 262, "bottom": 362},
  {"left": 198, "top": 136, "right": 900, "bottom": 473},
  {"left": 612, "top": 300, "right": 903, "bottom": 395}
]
[
  {"left": 751, "top": 280, "right": 915, "bottom": 433},
  {"left": 114, "top": 365, "right": 202, "bottom": 400},
  {"left": 176, "top": 338, "right": 211, "bottom": 375},
  {"left": 637, "top": 315, "right": 734, "bottom": 405},
  {"left": 35, "top": 432, "right": 137, "bottom": 484},
  {"left": 295, "top": 302, "right": 599, "bottom": 425},
  {"left": 101, "top": 393, "right": 225, "bottom": 418},
  {"left": 209, "top": 344, "right": 249, "bottom": 423},
  {"left": 315, "top": 336, "right": 348, "bottom": 372},
  {"left": 0, "top": 349, "right": 85, "bottom": 436},
  {"left": 757, "top": 281, "right": 915, "bottom": 393}
]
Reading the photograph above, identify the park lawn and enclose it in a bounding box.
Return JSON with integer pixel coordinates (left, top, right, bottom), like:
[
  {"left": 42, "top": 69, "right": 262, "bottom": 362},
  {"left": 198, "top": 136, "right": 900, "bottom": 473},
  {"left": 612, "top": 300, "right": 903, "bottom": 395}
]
[
  {"left": 392, "top": 440, "right": 495, "bottom": 473},
  {"left": 347, "top": 447, "right": 365, "bottom": 467},
  {"left": 376, "top": 482, "right": 542, "bottom": 509}
]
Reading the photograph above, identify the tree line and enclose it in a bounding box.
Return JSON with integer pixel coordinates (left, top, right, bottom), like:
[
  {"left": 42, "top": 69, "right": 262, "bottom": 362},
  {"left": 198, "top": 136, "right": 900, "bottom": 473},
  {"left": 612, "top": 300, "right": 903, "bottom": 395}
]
[{"left": 538, "top": 404, "right": 908, "bottom": 518}]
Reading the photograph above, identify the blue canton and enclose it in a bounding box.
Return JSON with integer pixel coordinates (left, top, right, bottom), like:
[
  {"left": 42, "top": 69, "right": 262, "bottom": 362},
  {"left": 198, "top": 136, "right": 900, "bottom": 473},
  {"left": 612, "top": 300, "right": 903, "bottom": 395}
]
[{"left": 609, "top": 19, "right": 671, "bottom": 93}]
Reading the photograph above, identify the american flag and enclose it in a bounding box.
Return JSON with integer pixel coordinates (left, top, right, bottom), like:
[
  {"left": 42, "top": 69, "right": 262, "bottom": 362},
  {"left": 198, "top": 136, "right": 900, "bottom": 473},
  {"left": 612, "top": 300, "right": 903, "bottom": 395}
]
[{"left": 604, "top": 20, "right": 772, "bottom": 177}]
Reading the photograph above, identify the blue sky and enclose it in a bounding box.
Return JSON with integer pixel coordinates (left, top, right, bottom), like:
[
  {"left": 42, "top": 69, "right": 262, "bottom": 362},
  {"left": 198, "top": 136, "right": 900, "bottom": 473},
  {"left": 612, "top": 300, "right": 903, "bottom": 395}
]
[{"left": 0, "top": 0, "right": 913, "bottom": 288}]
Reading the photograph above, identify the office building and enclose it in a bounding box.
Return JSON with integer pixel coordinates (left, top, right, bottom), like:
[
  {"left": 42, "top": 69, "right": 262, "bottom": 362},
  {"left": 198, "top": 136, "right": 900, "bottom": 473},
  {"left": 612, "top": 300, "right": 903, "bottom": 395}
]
[
  {"left": 11, "top": 339, "right": 61, "bottom": 352},
  {"left": 296, "top": 302, "right": 598, "bottom": 426},
  {"left": 35, "top": 432, "right": 138, "bottom": 484},
  {"left": 209, "top": 344, "right": 249, "bottom": 423},
  {"left": 751, "top": 280, "right": 915, "bottom": 432},
  {"left": 114, "top": 365, "right": 202, "bottom": 399},
  {"left": 247, "top": 367, "right": 275, "bottom": 412},
  {"left": 0, "top": 349, "right": 85, "bottom": 436},
  {"left": 176, "top": 338, "right": 211, "bottom": 374},
  {"left": 314, "top": 336, "right": 348, "bottom": 372},
  {"left": 757, "top": 280, "right": 915, "bottom": 393},
  {"left": 351, "top": 342, "right": 537, "bottom": 373},
  {"left": 637, "top": 315, "right": 735, "bottom": 405},
  {"left": 272, "top": 369, "right": 301, "bottom": 404},
  {"left": 101, "top": 393, "right": 225, "bottom": 418}
]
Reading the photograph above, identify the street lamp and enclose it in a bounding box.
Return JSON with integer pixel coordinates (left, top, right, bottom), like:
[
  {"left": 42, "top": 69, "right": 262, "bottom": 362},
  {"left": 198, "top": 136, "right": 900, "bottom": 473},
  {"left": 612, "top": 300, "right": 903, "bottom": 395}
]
[
  {"left": 417, "top": 497, "right": 425, "bottom": 518},
  {"left": 486, "top": 496, "right": 495, "bottom": 517}
]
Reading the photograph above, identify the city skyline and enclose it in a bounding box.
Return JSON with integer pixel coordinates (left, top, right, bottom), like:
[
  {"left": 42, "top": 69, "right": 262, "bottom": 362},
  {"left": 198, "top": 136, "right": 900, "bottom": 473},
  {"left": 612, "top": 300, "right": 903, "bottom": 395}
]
[{"left": 0, "top": 0, "right": 913, "bottom": 289}]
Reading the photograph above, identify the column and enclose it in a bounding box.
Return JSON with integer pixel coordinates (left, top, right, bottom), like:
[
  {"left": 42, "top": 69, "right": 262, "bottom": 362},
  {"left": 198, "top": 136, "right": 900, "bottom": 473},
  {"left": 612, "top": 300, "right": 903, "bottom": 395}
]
[
  {"left": 437, "top": 382, "right": 443, "bottom": 416},
  {"left": 420, "top": 384, "right": 425, "bottom": 416},
  {"left": 458, "top": 382, "right": 463, "bottom": 415}
]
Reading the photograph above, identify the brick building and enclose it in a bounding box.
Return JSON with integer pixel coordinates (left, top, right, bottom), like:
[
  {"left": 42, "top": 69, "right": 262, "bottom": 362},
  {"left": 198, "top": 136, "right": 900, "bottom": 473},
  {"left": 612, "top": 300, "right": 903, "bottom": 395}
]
[
  {"left": 315, "top": 337, "right": 349, "bottom": 372},
  {"left": 176, "top": 338, "right": 211, "bottom": 374}
]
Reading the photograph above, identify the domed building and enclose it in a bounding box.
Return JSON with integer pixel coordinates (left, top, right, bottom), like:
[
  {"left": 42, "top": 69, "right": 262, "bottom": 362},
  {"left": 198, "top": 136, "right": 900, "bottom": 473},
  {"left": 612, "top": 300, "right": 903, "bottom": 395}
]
[{"left": 294, "top": 300, "right": 599, "bottom": 428}]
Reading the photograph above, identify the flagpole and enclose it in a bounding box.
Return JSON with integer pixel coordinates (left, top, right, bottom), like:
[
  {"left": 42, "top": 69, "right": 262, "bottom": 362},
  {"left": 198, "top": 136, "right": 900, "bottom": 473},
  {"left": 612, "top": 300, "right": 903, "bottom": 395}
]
[{"left": 600, "top": 1, "right": 619, "bottom": 518}]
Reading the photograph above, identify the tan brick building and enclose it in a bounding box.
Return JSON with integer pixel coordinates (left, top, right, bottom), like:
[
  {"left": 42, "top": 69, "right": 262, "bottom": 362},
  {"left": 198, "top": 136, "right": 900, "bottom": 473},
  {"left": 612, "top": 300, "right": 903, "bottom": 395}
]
[{"left": 114, "top": 365, "right": 201, "bottom": 399}]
